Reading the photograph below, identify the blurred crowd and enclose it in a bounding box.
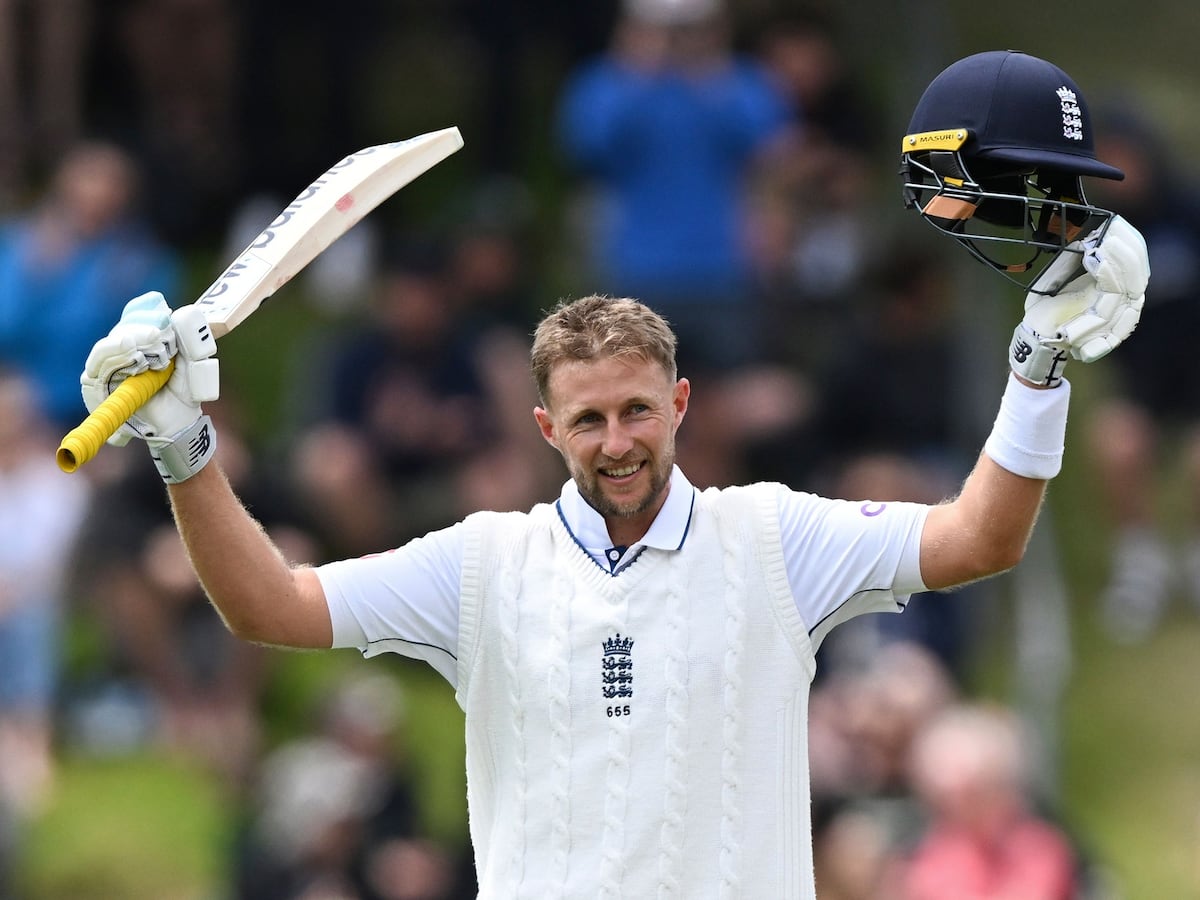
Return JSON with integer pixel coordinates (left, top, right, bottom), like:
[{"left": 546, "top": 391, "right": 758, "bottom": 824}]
[{"left": 2, "top": 0, "right": 1199, "bottom": 898}]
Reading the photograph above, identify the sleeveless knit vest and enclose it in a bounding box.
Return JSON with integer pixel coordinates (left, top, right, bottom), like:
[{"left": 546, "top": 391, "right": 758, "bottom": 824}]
[{"left": 457, "top": 482, "right": 820, "bottom": 898}]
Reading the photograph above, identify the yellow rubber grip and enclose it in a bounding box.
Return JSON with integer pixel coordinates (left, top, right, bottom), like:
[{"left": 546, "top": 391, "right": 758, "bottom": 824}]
[{"left": 56, "top": 361, "right": 176, "bottom": 473}]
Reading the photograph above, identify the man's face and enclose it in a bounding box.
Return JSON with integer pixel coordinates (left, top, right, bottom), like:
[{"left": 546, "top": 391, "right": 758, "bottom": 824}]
[{"left": 534, "top": 354, "right": 689, "bottom": 542}]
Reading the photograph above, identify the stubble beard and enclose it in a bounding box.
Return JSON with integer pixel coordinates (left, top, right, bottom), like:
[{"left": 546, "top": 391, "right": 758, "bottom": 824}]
[{"left": 572, "top": 443, "right": 674, "bottom": 521}]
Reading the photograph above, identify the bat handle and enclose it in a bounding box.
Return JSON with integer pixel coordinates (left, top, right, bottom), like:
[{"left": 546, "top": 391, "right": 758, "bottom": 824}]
[{"left": 56, "top": 361, "right": 175, "bottom": 473}]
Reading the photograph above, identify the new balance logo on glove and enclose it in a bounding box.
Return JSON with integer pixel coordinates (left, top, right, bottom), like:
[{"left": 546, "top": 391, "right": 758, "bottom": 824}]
[{"left": 188, "top": 422, "right": 213, "bottom": 467}]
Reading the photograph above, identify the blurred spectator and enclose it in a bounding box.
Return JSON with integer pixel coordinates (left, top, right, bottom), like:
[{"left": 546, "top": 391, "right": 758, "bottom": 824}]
[
  {"left": 290, "top": 230, "right": 554, "bottom": 557},
  {"left": 807, "top": 239, "right": 969, "bottom": 483},
  {"left": 289, "top": 240, "right": 488, "bottom": 555},
  {"left": 809, "top": 642, "right": 958, "bottom": 899},
  {"left": 0, "top": 141, "right": 180, "bottom": 431},
  {"left": 0, "top": 370, "right": 91, "bottom": 820},
  {"left": 0, "top": 0, "right": 87, "bottom": 204},
  {"left": 1080, "top": 106, "right": 1200, "bottom": 642},
  {"left": 233, "top": 673, "right": 467, "bottom": 900},
  {"left": 65, "top": 401, "right": 314, "bottom": 780},
  {"left": 554, "top": 0, "right": 794, "bottom": 373},
  {"left": 749, "top": 7, "right": 882, "bottom": 348},
  {"left": 888, "top": 702, "right": 1081, "bottom": 900}
]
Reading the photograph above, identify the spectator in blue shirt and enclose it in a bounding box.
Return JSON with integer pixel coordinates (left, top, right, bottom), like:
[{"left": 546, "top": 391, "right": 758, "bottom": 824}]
[
  {"left": 0, "top": 141, "right": 180, "bottom": 430},
  {"left": 555, "top": 0, "right": 794, "bottom": 373}
]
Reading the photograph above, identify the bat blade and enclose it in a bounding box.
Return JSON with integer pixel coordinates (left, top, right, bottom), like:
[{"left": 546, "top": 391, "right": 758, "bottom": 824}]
[
  {"left": 197, "top": 126, "right": 464, "bottom": 337},
  {"left": 56, "top": 127, "right": 464, "bottom": 473}
]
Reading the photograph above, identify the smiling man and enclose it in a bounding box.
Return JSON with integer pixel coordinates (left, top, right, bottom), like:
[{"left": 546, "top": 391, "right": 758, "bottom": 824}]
[
  {"left": 76, "top": 51, "right": 1150, "bottom": 899},
  {"left": 77, "top": 286, "right": 1113, "bottom": 894},
  {"left": 531, "top": 299, "right": 689, "bottom": 545}
]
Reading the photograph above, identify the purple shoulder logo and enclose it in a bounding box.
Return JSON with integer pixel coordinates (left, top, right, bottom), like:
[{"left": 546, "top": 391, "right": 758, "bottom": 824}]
[{"left": 860, "top": 502, "right": 887, "bottom": 517}]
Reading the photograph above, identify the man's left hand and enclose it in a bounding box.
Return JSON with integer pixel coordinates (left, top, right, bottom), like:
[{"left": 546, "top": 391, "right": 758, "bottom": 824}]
[{"left": 1009, "top": 215, "right": 1148, "bottom": 386}]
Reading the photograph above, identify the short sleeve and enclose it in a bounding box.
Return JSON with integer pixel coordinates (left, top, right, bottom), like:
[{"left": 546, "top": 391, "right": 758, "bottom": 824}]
[
  {"left": 777, "top": 489, "right": 930, "bottom": 647},
  {"left": 315, "top": 521, "right": 466, "bottom": 687}
]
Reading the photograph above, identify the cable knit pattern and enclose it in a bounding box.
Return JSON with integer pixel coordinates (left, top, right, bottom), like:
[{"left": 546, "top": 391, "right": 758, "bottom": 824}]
[
  {"left": 546, "top": 560, "right": 574, "bottom": 890},
  {"left": 456, "top": 490, "right": 829, "bottom": 898},
  {"left": 718, "top": 512, "right": 747, "bottom": 899},
  {"left": 656, "top": 549, "right": 690, "bottom": 899},
  {"left": 599, "top": 600, "right": 633, "bottom": 900},
  {"left": 497, "top": 542, "right": 528, "bottom": 893}
]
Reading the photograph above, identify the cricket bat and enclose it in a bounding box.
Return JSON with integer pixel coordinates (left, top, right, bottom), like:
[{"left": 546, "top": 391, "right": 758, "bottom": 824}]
[{"left": 56, "top": 126, "right": 465, "bottom": 473}]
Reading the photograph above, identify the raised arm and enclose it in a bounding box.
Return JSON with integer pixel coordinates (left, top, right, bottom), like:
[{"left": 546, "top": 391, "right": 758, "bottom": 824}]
[
  {"left": 919, "top": 378, "right": 1058, "bottom": 590},
  {"left": 76, "top": 291, "right": 332, "bottom": 648},
  {"left": 920, "top": 216, "right": 1149, "bottom": 591},
  {"left": 168, "top": 463, "right": 332, "bottom": 648}
]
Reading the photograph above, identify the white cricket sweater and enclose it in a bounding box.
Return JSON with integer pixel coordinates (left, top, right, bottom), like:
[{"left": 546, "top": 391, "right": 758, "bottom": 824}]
[{"left": 456, "top": 482, "right": 820, "bottom": 899}]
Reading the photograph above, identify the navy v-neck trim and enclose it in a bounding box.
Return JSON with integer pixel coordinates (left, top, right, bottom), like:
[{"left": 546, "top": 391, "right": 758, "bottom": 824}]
[{"left": 556, "top": 500, "right": 649, "bottom": 577}]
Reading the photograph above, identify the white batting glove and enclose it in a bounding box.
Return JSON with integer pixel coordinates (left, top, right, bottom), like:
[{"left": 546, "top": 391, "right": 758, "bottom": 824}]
[
  {"left": 1010, "top": 215, "right": 1149, "bottom": 386},
  {"left": 81, "top": 291, "right": 221, "bottom": 482}
]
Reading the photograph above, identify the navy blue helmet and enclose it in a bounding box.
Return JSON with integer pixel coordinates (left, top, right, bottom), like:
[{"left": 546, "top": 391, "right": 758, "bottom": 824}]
[{"left": 901, "top": 50, "right": 1124, "bottom": 289}]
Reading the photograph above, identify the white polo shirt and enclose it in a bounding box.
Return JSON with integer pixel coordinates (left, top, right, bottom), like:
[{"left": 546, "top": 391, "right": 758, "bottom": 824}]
[{"left": 317, "top": 467, "right": 929, "bottom": 688}]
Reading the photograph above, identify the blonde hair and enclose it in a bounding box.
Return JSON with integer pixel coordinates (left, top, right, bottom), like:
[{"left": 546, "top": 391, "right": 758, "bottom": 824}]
[{"left": 530, "top": 295, "right": 677, "bottom": 406}]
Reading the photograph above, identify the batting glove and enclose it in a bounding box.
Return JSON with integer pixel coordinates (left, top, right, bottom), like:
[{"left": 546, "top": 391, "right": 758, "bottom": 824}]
[
  {"left": 81, "top": 291, "right": 221, "bottom": 482},
  {"left": 1010, "top": 215, "right": 1149, "bottom": 387}
]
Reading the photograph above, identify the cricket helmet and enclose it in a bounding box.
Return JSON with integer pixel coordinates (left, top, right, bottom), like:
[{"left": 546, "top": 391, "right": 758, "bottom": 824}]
[{"left": 900, "top": 50, "right": 1124, "bottom": 290}]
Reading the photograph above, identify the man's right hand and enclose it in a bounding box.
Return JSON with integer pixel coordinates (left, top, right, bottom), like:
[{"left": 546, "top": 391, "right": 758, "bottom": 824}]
[{"left": 81, "top": 291, "right": 221, "bottom": 482}]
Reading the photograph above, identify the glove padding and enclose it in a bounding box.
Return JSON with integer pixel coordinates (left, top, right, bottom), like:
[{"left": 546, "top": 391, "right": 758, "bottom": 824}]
[
  {"left": 81, "top": 291, "right": 220, "bottom": 480},
  {"left": 1013, "top": 215, "right": 1148, "bottom": 385}
]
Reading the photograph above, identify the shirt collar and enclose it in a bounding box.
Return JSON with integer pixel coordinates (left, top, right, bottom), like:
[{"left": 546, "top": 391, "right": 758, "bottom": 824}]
[{"left": 557, "top": 465, "right": 695, "bottom": 554}]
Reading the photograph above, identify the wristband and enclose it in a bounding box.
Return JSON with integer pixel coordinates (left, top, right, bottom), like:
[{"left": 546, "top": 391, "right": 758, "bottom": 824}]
[
  {"left": 148, "top": 415, "right": 217, "bottom": 484},
  {"left": 1009, "top": 322, "right": 1068, "bottom": 388},
  {"left": 983, "top": 375, "right": 1069, "bottom": 480}
]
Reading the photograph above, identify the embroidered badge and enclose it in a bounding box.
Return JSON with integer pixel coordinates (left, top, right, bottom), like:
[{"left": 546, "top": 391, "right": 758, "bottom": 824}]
[
  {"left": 1057, "top": 86, "right": 1083, "bottom": 142},
  {"left": 602, "top": 633, "right": 634, "bottom": 717}
]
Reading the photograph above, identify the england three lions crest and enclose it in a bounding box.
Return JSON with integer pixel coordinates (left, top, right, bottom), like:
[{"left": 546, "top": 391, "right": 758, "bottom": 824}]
[{"left": 601, "top": 633, "right": 634, "bottom": 700}]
